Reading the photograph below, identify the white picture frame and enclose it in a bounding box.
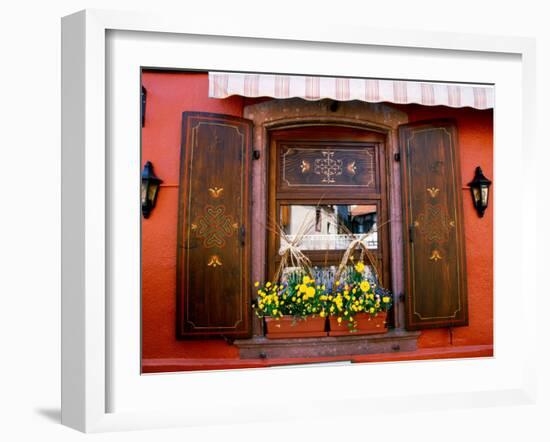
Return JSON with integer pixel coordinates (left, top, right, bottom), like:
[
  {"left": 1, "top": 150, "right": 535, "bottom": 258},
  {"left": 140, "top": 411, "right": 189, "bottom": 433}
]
[{"left": 61, "top": 9, "right": 539, "bottom": 433}]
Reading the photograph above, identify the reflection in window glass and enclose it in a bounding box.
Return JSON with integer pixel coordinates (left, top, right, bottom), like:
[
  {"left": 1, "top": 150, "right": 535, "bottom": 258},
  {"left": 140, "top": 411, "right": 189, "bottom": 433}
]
[
  {"left": 280, "top": 264, "right": 378, "bottom": 291},
  {"left": 280, "top": 205, "right": 378, "bottom": 251}
]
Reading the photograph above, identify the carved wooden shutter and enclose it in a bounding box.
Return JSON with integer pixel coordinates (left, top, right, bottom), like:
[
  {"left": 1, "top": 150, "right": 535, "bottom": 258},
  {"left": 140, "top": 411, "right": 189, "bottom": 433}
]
[
  {"left": 399, "top": 120, "right": 468, "bottom": 330},
  {"left": 177, "top": 112, "right": 252, "bottom": 338}
]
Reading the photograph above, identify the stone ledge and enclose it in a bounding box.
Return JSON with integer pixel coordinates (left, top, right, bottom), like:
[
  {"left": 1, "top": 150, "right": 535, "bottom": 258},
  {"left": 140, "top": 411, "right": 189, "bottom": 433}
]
[
  {"left": 141, "top": 344, "right": 492, "bottom": 373},
  {"left": 234, "top": 329, "right": 421, "bottom": 359}
]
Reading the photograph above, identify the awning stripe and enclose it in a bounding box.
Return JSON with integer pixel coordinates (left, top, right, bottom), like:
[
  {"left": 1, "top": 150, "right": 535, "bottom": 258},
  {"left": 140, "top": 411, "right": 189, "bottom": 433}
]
[{"left": 208, "top": 72, "right": 494, "bottom": 109}]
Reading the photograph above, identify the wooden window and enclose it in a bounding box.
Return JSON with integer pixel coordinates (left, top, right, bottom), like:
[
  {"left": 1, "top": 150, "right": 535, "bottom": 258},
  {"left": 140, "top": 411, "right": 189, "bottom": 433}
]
[
  {"left": 268, "top": 126, "right": 391, "bottom": 291},
  {"left": 399, "top": 120, "right": 469, "bottom": 330},
  {"left": 176, "top": 112, "right": 253, "bottom": 338}
]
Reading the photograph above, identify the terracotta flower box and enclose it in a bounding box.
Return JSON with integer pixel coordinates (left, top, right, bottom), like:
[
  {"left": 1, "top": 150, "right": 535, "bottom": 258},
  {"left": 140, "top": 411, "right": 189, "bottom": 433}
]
[
  {"left": 328, "top": 311, "right": 388, "bottom": 336},
  {"left": 265, "top": 315, "right": 327, "bottom": 339}
]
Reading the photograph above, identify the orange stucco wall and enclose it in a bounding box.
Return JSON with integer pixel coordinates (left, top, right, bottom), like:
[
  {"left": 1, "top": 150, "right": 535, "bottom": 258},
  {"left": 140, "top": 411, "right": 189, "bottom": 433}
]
[
  {"left": 141, "top": 71, "right": 493, "bottom": 365},
  {"left": 141, "top": 72, "right": 243, "bottom": 359}
]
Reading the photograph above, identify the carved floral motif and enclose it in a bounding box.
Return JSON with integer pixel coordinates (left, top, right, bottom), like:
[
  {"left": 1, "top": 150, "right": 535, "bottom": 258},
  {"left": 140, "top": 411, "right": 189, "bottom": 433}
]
[
  {"left": 208, "top": 187, "right": 224, "bottom": 198},
  {"left": 415, "top": 204, "right": 453, "bottom": 244},
  {"left": 207, "top": 255, "right": 223, "bottom": 267},
  {"left": 194, "top": 205, "right": 236, "bottom": 248},
  {"left": 314, "top": 151, "right": 343, "bottom": 184}
]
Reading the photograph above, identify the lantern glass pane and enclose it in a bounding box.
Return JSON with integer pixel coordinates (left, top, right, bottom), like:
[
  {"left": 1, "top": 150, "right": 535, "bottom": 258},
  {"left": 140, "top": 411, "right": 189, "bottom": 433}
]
[
  {"left": 141, "top": 180, "right": 148, "bottom": 205},
  {"left": 472, "top": 187, "right": 480, "bottom": 204},
  {"left": 481, "top": 186, "right": 489, "bottom": 206},
  {"left": 147, "top": 182, "right": 159, "bottom": 204}
]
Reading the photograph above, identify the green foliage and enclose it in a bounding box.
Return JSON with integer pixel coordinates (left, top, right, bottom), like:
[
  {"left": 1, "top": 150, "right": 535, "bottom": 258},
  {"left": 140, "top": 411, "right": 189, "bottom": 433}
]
[
  {"left": 253, "top": 262, "right": 393, "bottom": 327},
  {"left": 253, "top": 270, "right": 328, "bottom": 319},
  {"left": 326, "top": 261, "right": 393, "bottom": 329}
]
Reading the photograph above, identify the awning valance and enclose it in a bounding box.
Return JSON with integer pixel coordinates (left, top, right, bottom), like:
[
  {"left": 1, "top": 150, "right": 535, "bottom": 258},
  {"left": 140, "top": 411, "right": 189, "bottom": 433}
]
[{"left": 208, "top": 72, "right": 494, "bottom": 110}]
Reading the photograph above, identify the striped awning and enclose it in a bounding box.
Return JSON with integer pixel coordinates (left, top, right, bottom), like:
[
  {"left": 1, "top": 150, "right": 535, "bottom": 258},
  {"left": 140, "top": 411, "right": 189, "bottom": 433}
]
[{"left": 208, "top": 72, "right": 494, "bottom": 110}]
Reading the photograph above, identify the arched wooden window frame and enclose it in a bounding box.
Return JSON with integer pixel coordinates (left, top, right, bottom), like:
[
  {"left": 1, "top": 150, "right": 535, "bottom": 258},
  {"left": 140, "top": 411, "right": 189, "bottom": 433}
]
[
  {"left": 266, "top": 126, "right": 390, "bottom": 291},
  {"left": 243, "top": 98, "right": 409, "bottom": 336}
]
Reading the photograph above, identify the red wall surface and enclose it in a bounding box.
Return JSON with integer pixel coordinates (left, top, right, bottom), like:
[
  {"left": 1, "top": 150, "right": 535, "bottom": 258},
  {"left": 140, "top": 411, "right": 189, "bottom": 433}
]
[
  {"left": 141, "top": 72, "right": 244, "bottom": 359},
  {"left": 141, "top": 71, "right": 493, "bottom": 365}
]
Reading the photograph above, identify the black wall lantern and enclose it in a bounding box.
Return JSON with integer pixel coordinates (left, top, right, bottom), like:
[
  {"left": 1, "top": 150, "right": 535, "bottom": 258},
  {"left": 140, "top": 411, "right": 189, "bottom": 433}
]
[
  {"left": 468, "top": 166, "right": 492, "bottom": 218},
  {"left": 141, "top": 161, "right": 162, "bottom": 219}
]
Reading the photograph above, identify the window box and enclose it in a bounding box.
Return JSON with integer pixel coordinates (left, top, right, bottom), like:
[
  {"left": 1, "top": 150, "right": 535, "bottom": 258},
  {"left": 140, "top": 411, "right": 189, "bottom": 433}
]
[
  {"left": 265, "top": 316, "right": 327, "bottom": 339},
  {"left": 328, "top": 311, "right": 388, "bottom": 337}
]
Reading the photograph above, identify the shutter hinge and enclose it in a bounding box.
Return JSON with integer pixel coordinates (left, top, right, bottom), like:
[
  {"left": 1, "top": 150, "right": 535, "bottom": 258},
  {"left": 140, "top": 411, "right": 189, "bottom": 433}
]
[
  {"left": 253, "top": 150, "right": 261, "bottom": 160},
  {"left": 394, "top": 152, "right": 400, "bottom": 162},
  {"left": 141, "top": 86, "right": 147, "bottom": 127},
  {"left": 409, "top": 225, "right": 414, "bottom": 242},
  {"left": 240, "top": 225, "right": 245, "bottom": 246}
]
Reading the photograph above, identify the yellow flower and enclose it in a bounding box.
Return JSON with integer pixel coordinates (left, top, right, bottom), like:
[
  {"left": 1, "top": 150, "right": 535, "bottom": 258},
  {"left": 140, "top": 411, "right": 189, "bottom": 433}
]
[
  {"left": 360, "top": 281, "right": 370, "bottom": 292},
  {"left": 355, "top": 262, "right": 365, "bottom": 273},
  {"left": 273, "top": 309, "right": 278, "bottom": 314},
  {"left": 337, "top": 317, "right": 343, "bottom": 323},
  {"left": 303, "top": 275, "right": 311, "bottom": 284},
  {"left": 299, "top": 284, "right": 307, "bottom": 293},
  {"left": 320, "top": 311, "right": 326, "bottom": 318},
  {"left": 382, "top": 296, "right": 390, "bottom": 303},
  {"left": 306, "top": 286, "right": 316, "bottom": 297},
  {"left": 297, "top": 298, "right": 301, "bottom": 304},
  {"left": 292, "top": 297, "right": 296, "bottom": 302},
  {"left": 335, "top": 280, "right": 340, "bottom": 286},
  {"left": 254, "top": 281, "right": 259, "bottom": 287},
  {"left": 369, "top": 307, "right": 375, "bottom": 314},
  {"left": 266, "top": 282, "right": 271, "bottom": 288}
]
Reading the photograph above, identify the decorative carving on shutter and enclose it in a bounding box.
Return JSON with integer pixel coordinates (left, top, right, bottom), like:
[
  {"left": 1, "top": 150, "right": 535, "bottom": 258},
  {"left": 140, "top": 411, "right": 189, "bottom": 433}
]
[
  {"left": 177, "top": 112, "right": 252, "bottom": 338},
  {"left": 399, "top": 120, "right": 468, "bottom": 330}
]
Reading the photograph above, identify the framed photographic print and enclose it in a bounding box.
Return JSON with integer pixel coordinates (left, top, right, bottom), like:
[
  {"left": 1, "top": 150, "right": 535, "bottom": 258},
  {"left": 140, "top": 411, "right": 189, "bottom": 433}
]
[{"left": 61, "top": 9, "right": 538, "bottom": 433}]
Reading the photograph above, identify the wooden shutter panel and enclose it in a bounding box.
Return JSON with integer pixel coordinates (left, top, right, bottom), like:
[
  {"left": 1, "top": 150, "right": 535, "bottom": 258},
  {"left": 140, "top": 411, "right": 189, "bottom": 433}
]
[
  {"left": 399, "top": 120, "right": 468, "bottom": 330},
  {"left": 177, "top": 112, "right": 252, "bottom": 338}
]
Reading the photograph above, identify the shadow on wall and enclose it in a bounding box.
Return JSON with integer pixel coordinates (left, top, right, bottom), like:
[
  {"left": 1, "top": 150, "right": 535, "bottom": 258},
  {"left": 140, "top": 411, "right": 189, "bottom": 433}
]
[{"left": 34, "top": 408, "right": 61, "bottom": 423}]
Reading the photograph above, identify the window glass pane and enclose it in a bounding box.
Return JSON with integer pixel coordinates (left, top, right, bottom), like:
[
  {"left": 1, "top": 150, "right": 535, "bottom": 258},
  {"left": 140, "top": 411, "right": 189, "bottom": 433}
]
[
  {"left": 279, "top": 204, "right": 378, "bottom": 251},
  {"left": 280, "top": 264, "right": 378, "bottom": 291}
]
